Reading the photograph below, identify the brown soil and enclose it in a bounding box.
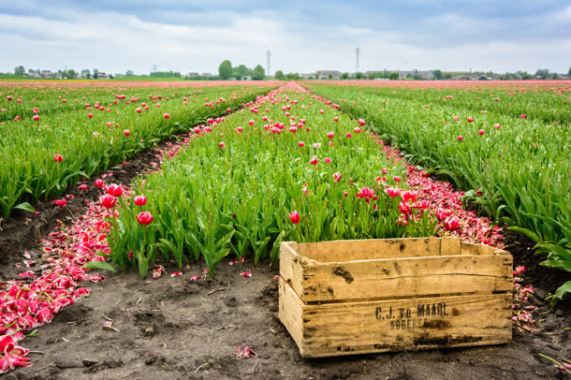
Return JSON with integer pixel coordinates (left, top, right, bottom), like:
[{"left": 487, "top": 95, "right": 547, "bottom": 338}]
[{"left": 2, "top": 261, "right": 569, "bottom": 380}]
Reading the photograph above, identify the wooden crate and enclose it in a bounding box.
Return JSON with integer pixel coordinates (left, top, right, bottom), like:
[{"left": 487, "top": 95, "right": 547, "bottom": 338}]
[{"left": 278, "top": 237, "right": 513, "bottom": 358}]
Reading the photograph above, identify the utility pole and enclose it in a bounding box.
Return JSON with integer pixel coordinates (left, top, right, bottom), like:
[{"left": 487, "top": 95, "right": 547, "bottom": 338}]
[
  {"left": 266, "top": 50, "right": 271, "bottom": 77},
  {"left": 355, "top": 47, "right": 360, "bottom": 73}
]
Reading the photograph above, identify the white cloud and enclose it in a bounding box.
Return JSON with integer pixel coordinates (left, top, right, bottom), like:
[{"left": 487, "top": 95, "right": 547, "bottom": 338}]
[{"left": 0, "top": 5, "right": 570, "bottom": 74}]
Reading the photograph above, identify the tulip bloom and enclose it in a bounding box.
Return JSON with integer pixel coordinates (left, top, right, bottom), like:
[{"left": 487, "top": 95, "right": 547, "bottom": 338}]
[
  {"left": 123, "top": 129, "right": 131, "bottom": 137},
  {"left": 444, "top": 217, "right": 461, "bottom": 231},
  {"left": 324, "top": 157, "right": 332, "bottom": 164},
  {"left": 106, "top": 184, "right": 123, "bottom": 197},
  {"left": 163, "top": 113, "right": 170, "bottom": 120},
  {"left": 358, "top": 118, "right": 365, "bottom": 126},
  {"left": 134, "top": 195, "right": 147, "bottom": 206},
  {"left": 100, "top": 194, "right": 117, "bottom": 208},
  {"left": 298, "top": 141, "right": 305, "bottom": 147},
  {"left": 53, "top": 154, "right": 64, "bottom": 163},
  {"left": 32, "top": 115, "right": 40, "bottom": 122},
  {"left": 457, "top": 135, "right": 464, "bottom": 141},
  {"left": 94, "top": 179, "right": 105, "bottom": 189},
  {"left": 385, "top": 187, "right": 400, "bottom": 198},
  {"left": 327, "top": 132, "right": 334, "bottom": 139},
  {"left": 467, "top": 117, "right": 474, "bottom": 123},
  {"left": 356, "top": 187, "right": 375, "bottom": 203},
  {"left": 137, "top": 211, "right": 154, "bottom": 225},
  {"left": 479, "top": 129, "right": 485, "bottom": 136},
  {"left": 309, "top": 157, "right": 318, "bottom": 165},
  {"left": 219, "top": 141, "right": 225, "bottom": 149},
  {"left": 289, "top": 210, "right": 301, "bottom": 224},
  {"left": 333, "top": 172, "right": 342, "bottom": 182}
]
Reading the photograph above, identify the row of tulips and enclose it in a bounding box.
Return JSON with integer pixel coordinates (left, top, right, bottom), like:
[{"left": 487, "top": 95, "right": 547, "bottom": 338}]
[
  {"left": 317, "top": 84, "right": 571, "bottom": 125},
  {"left": 106, "top": 89, "right": 437, "bottom": 276},
  {"left": 308, "top": 83, "right": 571, "bottom": 301},
  {"left": 0, "top": 84, "right": 273, "bottom": 218}
]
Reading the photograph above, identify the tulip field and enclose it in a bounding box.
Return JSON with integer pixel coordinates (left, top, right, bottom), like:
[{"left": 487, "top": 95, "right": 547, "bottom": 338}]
[
  {"left": 0, "top": 80, "right": 570, "bottom": 377},
  {"left": 0, "top": 84, "right": 272, "bottom": 218},
  {"left": 308, "top": 83, "right": 571, "bottom": 301}
]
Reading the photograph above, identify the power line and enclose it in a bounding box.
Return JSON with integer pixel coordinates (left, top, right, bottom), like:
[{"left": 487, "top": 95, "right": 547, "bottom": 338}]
[{"left": 355, "top": 47, "right": 360, "bottom": 73}]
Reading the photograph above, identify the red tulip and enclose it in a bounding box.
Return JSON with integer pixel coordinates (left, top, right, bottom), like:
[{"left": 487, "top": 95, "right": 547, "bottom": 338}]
[
  {"left": 94, "top": 179, "right": 105, "bottom": 189},
  {"left": 298, "top": 141, "right": 305, "bottom": 148},
  {"left": 123, "top": 129, "right": 130, "bottom": 137},
  {"left": 218, "top": 141, "right": 225, "bottom": 149},
  {"left": 235, "top": 126, "right": 244, "bottom": 133},
  {"left": 333, "top": 172, "right": 342, "bottom": 183},
  {"left": 248, "top": 119, "right": 255, "bottom": 126},
  {"left": 327, "top": 131, "right": 334, "bottom": 139},
  {"left": 163, "top": 113, "right": 170, "bottom": 119},
  {"left": 289, "top": 126, "right": 297, "bottom": 133},
  {"left": 354, "top": 127, "right": 362, "bottom": 133},
  {"left": 385, "top": 187, "right": 400, "bottom": 198},
  {"left": 356, "top": 187, "right": 376, "bottom": 203},
  {"left": 207, "top": 118, "right": 214, "bottom": 125},
  {"left": 99, "top": 194, "right": 117, "bottom": 208},
  {"left": 32, "top": 114, "right": 40, "bottom": 122},
  {"left": 520, "top": 114, "right": 527, "bottom": 119},
  {"left": 457, "top": 135, "right": 463, "bottom": 141},
  {"left": 289, "top": 210, "right": 300, "bottom": 224},
  {"left": 193, "top": 127, "right": 201, "bottom": 134},
  {"left": 393, "top": 176, "right": 401, "bottom": 183},
  {"left": 467, "top": 117, "right": 473, "bottom": 123},
  {"left": 6, "top": 96, "right": 13, "bottom": 101},
  {"left": 346, "top": 132, "right": 353, "bottom": 139},
  {"left": 401, "top": 190, "right": 417, "bottom": 203},
  {"left": 382, "top": 167, "right": 389, "bottom": 174},
  {"left": 135, "top": 107, "right": 142, "bottom": 113},
  {"left": 134, "top": 195, "right": 147, "bottom": 206},
  {"left": 78, "top": 184, "right": 89, "bottom": 191},
  {"left": 333, "top": 116, "right": 339, "bottom": 122},
  {"left": 479, "top": 129, "right": 485, "bottom": 136},
  {"left": 309, "top": 157, "right": 318, "bottom": 165},
  {"left": 137, "top": 211, "right": 154, "bottom": 225},
  {"left": 87, "top": 113, "right": 93, "bottom": 119},
  {"left": 106, "top": 183, "right": 123, "bottom": 197},
  {"left": 324, "top": 157, "right": 332, "bottom": 164},
  {"left": 494, "top": 123, "right": 501, "bottom": 129},
  {"left": 53, "top": 153, "right": 64, "bottom": 163}
]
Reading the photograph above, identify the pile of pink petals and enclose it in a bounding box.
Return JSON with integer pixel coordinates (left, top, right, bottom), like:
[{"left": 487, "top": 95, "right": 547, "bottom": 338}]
[{"left": 0, "top": 201, "right": 110, "bottom": 373}]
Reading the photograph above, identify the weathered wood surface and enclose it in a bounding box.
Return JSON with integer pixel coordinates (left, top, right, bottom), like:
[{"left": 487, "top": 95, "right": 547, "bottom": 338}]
[
  {"left": 278, "top": 238, "right": 513, "bottom": 357},
  {"left": 280, "top": 238, "right": 512, "bottom": 303},
  {"left": 279, "top": 277, "right": 512, "bottom": 358}
]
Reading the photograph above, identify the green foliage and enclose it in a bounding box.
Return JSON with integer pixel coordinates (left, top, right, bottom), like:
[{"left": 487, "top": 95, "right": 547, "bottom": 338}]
[
  {"left": 218, "top": 60, "right": 233, "bottom": 80},
  {"left": 274, "top": 70, "right": 285, "bottom": 80},
  {"left": 252, "top": 65, "right": 265, "bottom": 80}
]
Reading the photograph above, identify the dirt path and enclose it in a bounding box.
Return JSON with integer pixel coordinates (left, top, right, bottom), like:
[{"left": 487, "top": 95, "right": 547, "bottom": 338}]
[{"left": 3, "top": 261, "right": 566, "bottom": 380}]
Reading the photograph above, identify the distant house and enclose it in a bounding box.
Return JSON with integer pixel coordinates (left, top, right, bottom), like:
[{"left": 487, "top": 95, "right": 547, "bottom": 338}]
[
  {"left": 300, "top": 73, "right": 316, "bottom": 80},
  {"left": 187, "top": 72, "right": 200, "bottom": 79},
  {"left": 27, "top": 69, "right": 41, "bottom": 78},
  {"left": 96, "top": 72, "right": 108, "bottom": 79},
  {"left": 201, "top": 73, "right": 213, "bottom": 78},
  {"left": 316, "top": 70, "right": 342, "bottom": 80},
  {"left": 398, "top": 70, "right": 434, "bottom": 80},
  {"left": 41, "top": 70, "right": 59, "bottom": 79}
]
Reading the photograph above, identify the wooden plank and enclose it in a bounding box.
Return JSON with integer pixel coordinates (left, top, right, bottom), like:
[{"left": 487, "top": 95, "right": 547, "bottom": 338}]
[
  {"left": 295, "top": 238, "right": 443, "bottom": 262},
  {"left": 278, "top": 275, "right": 304, "bottom": 352},
  {"left": 293, "top": 254, "right": 513, "bottom": 303},
  {"left": 279, "top": 278, "right": 512, "bottom": 358}
]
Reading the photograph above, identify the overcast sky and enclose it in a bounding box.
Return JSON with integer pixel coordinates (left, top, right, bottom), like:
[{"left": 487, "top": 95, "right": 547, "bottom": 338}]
[{"left": 1, "top": 0, "right": 570, "bottom": 74}]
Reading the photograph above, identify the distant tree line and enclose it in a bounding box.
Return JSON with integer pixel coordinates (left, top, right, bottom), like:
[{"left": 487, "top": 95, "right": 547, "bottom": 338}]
[
  {"left": 218, "top": 60, "right": 265, "bottom": 80},
  {"left": 6, "top": 65, "right": 571, "bottom": 81}
]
